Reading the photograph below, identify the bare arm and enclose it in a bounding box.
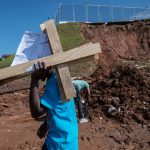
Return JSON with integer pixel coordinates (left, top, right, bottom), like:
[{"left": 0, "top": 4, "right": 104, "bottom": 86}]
[
  {"left": 86, "top": 87, "right": 91, "bottom": 102},
  {"left": 87, "top": 87, "right": 91, "bottom": 96},
  {"left": 29, "top": 62, "right": 49, "bottom": 118},
  {"left": 29, "top": 77, "right": 46, "bottom": 118}
]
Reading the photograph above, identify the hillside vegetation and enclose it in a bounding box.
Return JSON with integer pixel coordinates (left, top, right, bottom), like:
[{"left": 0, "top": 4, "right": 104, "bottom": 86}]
[{"left": 0, "top": 55, "right": 14, "bottom": 69}]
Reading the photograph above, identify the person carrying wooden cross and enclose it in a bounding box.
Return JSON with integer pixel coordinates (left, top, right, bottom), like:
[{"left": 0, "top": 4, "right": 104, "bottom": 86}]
[
  {"left": 29, "top": 61, "right": 78, "bottom": 150},
  {"left": 36, "top": 77, "right": 90, "bottom": 140}
]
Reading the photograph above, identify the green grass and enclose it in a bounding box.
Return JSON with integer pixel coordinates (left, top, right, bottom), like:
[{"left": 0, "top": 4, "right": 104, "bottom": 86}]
[
  {"left": 0, "top": 23, "right": 85, "bottom": 69},
  {"left": 57, "top": 23, "right": 85, "bottom": 51},
  {"left": 0, "top": 55, "right": 14, "bottom": 69}
]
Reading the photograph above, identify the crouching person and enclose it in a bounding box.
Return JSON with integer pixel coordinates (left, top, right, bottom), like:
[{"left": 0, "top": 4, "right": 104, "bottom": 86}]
[
  {"left": 72, "top": 77, "right": 91, "bottom": 123},
  {"left": 29, "top": 62, "right": 78, "bottom": 150}
]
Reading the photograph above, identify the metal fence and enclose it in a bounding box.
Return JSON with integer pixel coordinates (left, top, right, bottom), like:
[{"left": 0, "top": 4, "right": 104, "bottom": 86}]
[{"left": 54, "top": 4, "right": 150, "bottom": 24}]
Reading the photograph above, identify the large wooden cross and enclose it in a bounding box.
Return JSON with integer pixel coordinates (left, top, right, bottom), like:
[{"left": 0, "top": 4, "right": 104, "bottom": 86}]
[{"left": 0, "top": 20, "right": 101, "bottom": 101}]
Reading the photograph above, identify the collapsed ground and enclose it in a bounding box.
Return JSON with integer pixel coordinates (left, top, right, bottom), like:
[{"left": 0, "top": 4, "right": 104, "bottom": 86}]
[{"left": 0, "top": 20, "right": 150, "bottom": 150}]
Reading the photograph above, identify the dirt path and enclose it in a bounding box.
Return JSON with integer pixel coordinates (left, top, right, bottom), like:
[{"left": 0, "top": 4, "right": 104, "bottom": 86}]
[{"left": 0, "top": 111, "right": 150, "bottom": 150}]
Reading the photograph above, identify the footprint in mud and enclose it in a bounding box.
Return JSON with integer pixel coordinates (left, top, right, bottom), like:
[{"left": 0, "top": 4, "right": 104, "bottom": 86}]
[{"left": 80, "top": 136, "right": 91, "bottom": 142}]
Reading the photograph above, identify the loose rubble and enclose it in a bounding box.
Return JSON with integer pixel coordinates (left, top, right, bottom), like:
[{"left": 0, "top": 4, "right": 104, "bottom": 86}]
[{"left": 88, "top": 65, "right": 150, "bottom": 124}]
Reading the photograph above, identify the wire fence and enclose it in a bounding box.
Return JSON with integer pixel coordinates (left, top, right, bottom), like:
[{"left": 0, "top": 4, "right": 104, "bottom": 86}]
[{"left": 54, "top": 4, "right": 150, "bottom": 24}]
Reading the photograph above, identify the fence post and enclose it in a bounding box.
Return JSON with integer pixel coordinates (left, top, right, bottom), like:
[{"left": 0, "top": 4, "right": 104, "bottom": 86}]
[
  {"left": 59, "top": 3, "right": 62, "bottom": 24},
  {"left": 55, "top": 9, "right": 59, "bottom": 24},
  {"left": 134, "top": 8, "right": 136, "bottom": 20},
  {"left": 85, "top": 3, "right": 88, "bottom": 22},
  {"left": 98, "top": 5, "right": 100, "bottom": 22},
  {"left": 73, "top": 4, "right": 75, "bottom": 22},
  {"left": 54, "top": 12, "right": 58, "bottom": 24},
  {"left": 110, "top": 4, "right": 113, "bottom": 22},
  {"left": 122, "top": 7, "right": 124, "bottom": 21},
  {"left": 145, "top": 7, "right": 147, "bottom": 19}
]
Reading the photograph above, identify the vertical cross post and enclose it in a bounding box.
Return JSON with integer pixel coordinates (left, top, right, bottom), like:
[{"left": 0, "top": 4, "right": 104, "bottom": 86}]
[{"left": 40, "top": 20, "right": 76, "bottom": 101}]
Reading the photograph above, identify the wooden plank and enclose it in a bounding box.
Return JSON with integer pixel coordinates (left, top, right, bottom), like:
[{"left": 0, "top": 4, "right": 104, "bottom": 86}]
[
  {"left": 0, "top": 43, "right": 101, "bottom": 86},
  {"left": 68, "top": 56, "right": 94, "bottom": 67},
  {"left": 42, "top": 20, "right": 74, "bottom": 101},
  {"left": 56, "top": 64, "right": 74, "bottom": 101},
  {"left": 43, "top": 20, "right": 64, "bottom": 54},
  {"left": 65, "top": 42, "right": 95, "bottom": 66}
]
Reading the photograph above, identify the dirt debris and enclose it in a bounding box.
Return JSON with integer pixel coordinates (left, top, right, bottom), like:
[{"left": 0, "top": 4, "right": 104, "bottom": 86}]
[{"left": 89, "top": 65, "right": 150, "bottom": 124}]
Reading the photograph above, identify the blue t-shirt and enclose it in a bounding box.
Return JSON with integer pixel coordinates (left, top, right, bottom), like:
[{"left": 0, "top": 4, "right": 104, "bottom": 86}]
[
  {"left": 40, "top": 72, "right": 78, "bottom": 150},
  {"left": 72, "top": 80, "right": 89, "bottom": 93}
]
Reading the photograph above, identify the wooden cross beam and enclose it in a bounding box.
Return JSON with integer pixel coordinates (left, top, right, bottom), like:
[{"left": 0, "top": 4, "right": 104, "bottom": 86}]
[{"left": 0, "top": 20, "right": 101, "bottom": 101}]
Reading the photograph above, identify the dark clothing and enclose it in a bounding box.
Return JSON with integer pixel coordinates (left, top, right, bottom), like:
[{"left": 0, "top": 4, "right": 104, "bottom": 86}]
[{"left": 42, "top": 143, "right": 48, "bottom": 150}]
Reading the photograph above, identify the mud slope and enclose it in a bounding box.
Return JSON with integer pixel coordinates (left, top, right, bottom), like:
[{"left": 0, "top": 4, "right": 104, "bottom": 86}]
[{"left": 81, "top": 20, "right": 150, "bottom": 70}]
